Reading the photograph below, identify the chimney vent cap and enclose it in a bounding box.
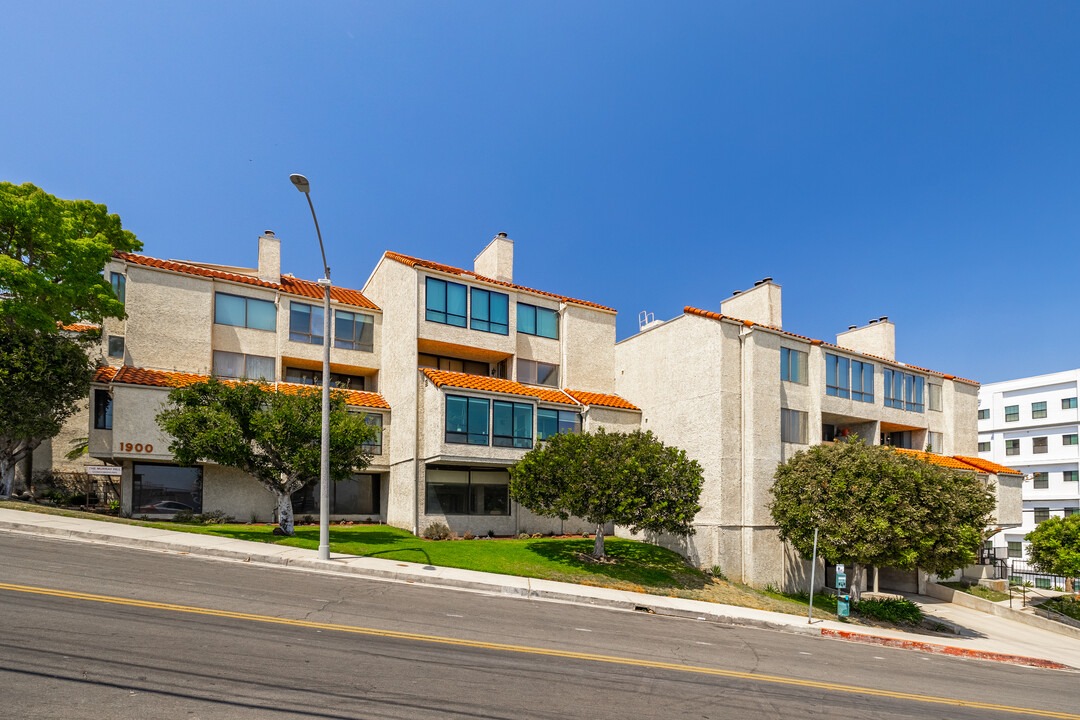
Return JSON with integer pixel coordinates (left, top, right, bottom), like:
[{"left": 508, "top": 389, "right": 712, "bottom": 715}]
[
  {"left": 263, "top": 230, "right": 275, "bottom": 237},
  {"left": 732, "top": 290, "right": 742, "bottom": 296},
  {"left": 879, "top": 315, "right": 888, "bottom": 322},
  {"left": 497, "top": 232, "right": 508, "bottom": 238},
  {"left": 869, "top": 318, "right": 878, "bottom": 324},
  {"left": 761, "top": 277, "right": 773, "bottom": 283},
  {"left": 848, "top": 325, "right": 857, "bottom": 330}
]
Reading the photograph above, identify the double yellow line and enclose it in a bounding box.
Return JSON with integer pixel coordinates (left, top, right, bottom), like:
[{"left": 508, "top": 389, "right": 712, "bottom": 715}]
[{"left": 2, "top": 581, "right": 1075, "bottom": 719}]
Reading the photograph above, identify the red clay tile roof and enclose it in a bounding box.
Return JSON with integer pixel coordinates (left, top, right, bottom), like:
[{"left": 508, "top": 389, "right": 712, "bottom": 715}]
[
  {"left": 96, "top": 365, "right": 389, "bottom": 409},
  {"left": 952, "top": 455, "right": 1024, "bottom": 476},
  {"left": 683, "top": 306, "right": 978, "bottom": 385},
  {"left": 893, "top": 448, "right": 1022, "bottom": 475},
  {"left": 384, "top": 251, "right": 615, "bottom": 312},
  {"left": 419, "top": 368, "right": 639, "bottom": 410},
  {"left": 61, "top": 323, "right": 99, "bottom": 333},
  {"left": 563, "top": 389, "right": 640, "bottom": 411},
  {"left": 114, "top": 251, "right": 380, "bottom": 311}
]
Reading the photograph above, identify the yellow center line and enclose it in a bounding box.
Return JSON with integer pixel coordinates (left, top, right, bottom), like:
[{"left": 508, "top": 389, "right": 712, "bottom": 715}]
[{"left": 1, "top": 582, "right": 1074, "bottom": 719}]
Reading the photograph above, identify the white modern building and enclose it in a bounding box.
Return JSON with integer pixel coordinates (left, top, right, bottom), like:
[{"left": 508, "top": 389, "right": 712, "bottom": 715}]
[{"left": 979, "top": 369, "right": 1080, "bottom": 584}]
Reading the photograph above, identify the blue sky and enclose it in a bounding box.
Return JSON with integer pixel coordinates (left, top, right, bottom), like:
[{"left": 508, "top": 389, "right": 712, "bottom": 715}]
[{"left": 4, "top": 2, "right": 1078, "bottom": 383}]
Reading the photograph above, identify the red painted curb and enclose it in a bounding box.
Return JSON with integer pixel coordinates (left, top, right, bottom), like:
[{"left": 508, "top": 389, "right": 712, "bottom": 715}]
[{"left": 820, "top": 628, "right": 1069, "bottom": 669}]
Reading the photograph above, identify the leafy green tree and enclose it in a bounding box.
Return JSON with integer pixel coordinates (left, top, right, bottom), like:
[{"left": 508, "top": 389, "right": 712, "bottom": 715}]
[
  {"left": 0, "top": 325, "right": 95, "bottom": 495},
  {"left": 0, "top": 181, "right": 141, "bottom": 331},
  {"left": 509, "top": 429, "right": 703, "bottom": 559},
  {"left": 1027, "top": 514, "right": 1080, "bottom": 579},
  {"left": 769, "top": 438, "right": 995, "bottom": 586},
  {"left": 156, "top": 379, "right": 379, "bottom": 535}
]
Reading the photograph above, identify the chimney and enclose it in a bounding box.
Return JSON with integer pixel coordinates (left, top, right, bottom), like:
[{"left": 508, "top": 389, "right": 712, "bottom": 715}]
[
  {"left": 720, "top": 278, "right": 782, "bottom": 328},
  {"left": 258, "top": 230, "right": 281, "bottom": 283},
  {"left": 474, "top": 232, "right": 514, "bottom": 283},
  {"left": 836, "top": 318, "right": 896, "bottom": 360}
]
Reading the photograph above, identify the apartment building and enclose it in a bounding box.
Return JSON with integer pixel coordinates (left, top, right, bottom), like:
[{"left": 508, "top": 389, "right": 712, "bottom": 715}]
[
  {"left": 978, "top": 369, "right": 1080, "bottom": 580},
  {"left": 614, "top": 279, "right": 987, "bottom": 590},
  {"left": 86, "top": 231, "right": 641, "bottom": 531}
]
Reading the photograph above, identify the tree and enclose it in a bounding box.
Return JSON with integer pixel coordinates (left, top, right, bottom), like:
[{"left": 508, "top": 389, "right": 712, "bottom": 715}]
[
  {"left": 0, "top": 325, "right": 95, "bottom": 496},
  {"left": 509, "top": 429, "right": 703, "bottom": 559},
  {"left": 156, "top": 379, "right": 379, "bottom": 535},
  {"left": 0, "top": 181, "right": 141, "bottom": 332},
  {"left": 769, "top": 438, "right": 995, "bottom": 588},
  {"left": 1027, "top": 515, "right": 1080, "bottom": 580}
]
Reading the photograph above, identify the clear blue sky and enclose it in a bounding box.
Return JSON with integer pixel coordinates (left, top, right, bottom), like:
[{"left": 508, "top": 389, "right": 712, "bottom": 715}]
[{"left": 4, "top": 2, "right": 1078, "bottom": 383}]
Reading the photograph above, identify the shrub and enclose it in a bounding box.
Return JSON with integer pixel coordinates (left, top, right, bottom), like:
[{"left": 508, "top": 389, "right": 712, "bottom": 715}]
[
  {"left": 854, "top": 598, "right": 923, "bottom": 625},
  {"left": 199, "top": 509, "right": 235, "bottom": 525},
  {"left": 300, "top": 515, "right": 316, "bottom": 525},
  {"left": 173, "top": 510, "right": 196, "bottom": 523},
  {"left": 487, "top": 530, "right": 495, "bottom": 538},
  {"left": 518, "top": 533, "right": 530, "bottom": 539},
  {"left": 462, "top": 531, "right": 475, "bottom": 540},
  {"left": 423, "top": 522, "right": 452, "bottom": 540},
  {"left": 709, "top": 566, "right": 728, "bottom": 582}
]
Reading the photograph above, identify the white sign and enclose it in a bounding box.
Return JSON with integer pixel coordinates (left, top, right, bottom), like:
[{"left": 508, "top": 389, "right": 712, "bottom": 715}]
[
  {"left": 86, "top": 465, "right": 122, "bottom": 476},
  {"left": 835, "top": 564, "right": 845, "bottom": 574}
]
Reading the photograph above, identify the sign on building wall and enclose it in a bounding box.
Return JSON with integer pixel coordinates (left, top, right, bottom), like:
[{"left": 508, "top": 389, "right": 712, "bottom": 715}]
[{"left": 86, "top": 466, "right": 123, "bottom": 476}]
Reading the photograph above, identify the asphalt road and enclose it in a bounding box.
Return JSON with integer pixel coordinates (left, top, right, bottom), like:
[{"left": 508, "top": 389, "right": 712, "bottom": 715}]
[{"left": 0, "top": 531, "right": 1076, "bottom": 720}]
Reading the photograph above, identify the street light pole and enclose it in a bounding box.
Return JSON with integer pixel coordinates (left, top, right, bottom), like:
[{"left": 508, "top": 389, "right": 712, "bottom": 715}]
[{"left": 290, "top": 173, "right": 332, "bottom": 561}]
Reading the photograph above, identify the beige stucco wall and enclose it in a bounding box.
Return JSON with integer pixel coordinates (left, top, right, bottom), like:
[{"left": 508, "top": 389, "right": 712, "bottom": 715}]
[
  {"left": 562, "top": 305, "right": 616, "bottom": 393},
  {"left": 583, "top": 406, "right": 640, "bottom": 434},
  {"left": 993, "top": 472, "right": 1024, "bottom": 527},
  {"left": 122, "top": 263, "right": 214, "bottom": 373}
]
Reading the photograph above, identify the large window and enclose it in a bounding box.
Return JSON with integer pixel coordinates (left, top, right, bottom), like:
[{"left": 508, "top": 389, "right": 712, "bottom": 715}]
[
  {"left": 419, "top": 353, "right": 489, "bottom": 375},
  {"left": 493, "top": 401, "right": 533, "bottom": 449},
  {"left": 781, "top": 409, "right": 808, "bottom": 444},
  {"left": 1005, "top": 439, "right": 1020, "bottom": 456},
  {"left": 293, "top": 474, "right": 380, "bottom": 516},
  {"left": 1065, "top": 434, "right": 1078, "bottom": 446},
  {"left": 850, "top": 360, "right": 874, "bottom": 403},
  {"left": 978, "top": 409, "right": 990, "bottom": 420},
  {"left": 426, "top": 277, "right": 467, "bottom": 327},
  {"left": 424, "top": 467, "right": 509, "bottom": 516},
  {"left": 93, "top": 389, "right": 112, "bottom": 430},
  {"left": 1032, "top": 472, "right": 1049, "bottom": 489},
  {"left": 518, "top": 359, "right": 559, "bottom": 387},
  {"left": 335, "top": 310, "right": 374, "bottom": 352},
  {"left": 1005, "top": 405, "right": 1019, "bottom": 422},
  {"left": 289, "top": 302, "right": 324, "bottom": 344},
  {"left": 215, "top": 292, "right": 276, "bottom": 331},
  {"left": 825, "top": 354, "right": 850, "bottom": 398},
  {"left": 133, "top": 463, "right": 202, "bottom": 517},
  {"left": 978, "top": 441, "right": 990, "bottom": 452},
  {"left": 1033, "top": 436, "right": 1048, "bottom": 454},
  {"left": 470, "top": 288, "right": 509, "bottom": 335},
  {"left": 1034, "top": 507, "right": 1050, "bottom": 523},
  {"left": 1064, "top": 397, "right": 1078, "bottom": 410},
  {"left": 445, "top": 395, "right": 489, "bottom": 445},
  {"left": 781, "top": 347, "right": 807, "bottom": 384},
  {"left": 110, "top": 272, "right": 126, "bottom": 304},
  {"left": 1032, "top": 401, "right": 1047, "bottom": 419},
  {"left": 537, "top": 408, "right": 580, "bottom": 440},
  {"left": 884, "top": 369, "right": 924, "bottom": 412},
  {"left": 213, "top": 351, "right": 275, "bottom": 381},
  {"left": 929, "top": 384, "right": 942, "bottom": 412},
  {"left": 518, "top": 303, "right": 559, "bottom": 339},
  {"left": 363, "top": 413, "right": 382, "bottom": 455}
]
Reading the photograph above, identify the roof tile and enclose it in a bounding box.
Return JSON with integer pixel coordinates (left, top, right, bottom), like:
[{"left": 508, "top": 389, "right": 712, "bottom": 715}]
[
  {"left": 893, "top": 447, "right": 1022, "bottom": 475},
  {"left": 563, "top": 389, "right": 640, "bottom": 411},
  {"left": 420, "top": 368, "right": 578, "bottom": 404},
  {"left": 952, "top": 455, "right": 1024, "bottom": 476}
]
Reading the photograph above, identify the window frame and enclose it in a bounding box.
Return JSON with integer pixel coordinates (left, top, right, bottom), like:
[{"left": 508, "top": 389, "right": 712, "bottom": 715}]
[
  {"left": 1033, "top": 436, "right": 1048, "bottom": 454},
  {"left": 781, "top": 347, "right": 808, "bottom": 385},
  {"left": 212, "top": 350, "right": 275, "bottom": 381},
  {"left": 107, "top": 335, "right": 125, "bottom": 358},
  {"left": 977, "top": 441, "right": 991, "bottom": 453},
  {"left": 334, "top": 309, "right": 375, "bottom": 352},
  {"left": 978, "top": 409, "right": 990, "bottom": 420},
  {"left": 1064, "top": 397, "right": 1078, "bottom": 410},
  {"left": 470, "top": 288, "right": 509, "bottom": 335},
  {"left": 289, "top": 301, "right": 324, "bottom": 345},
  {"left": 492, "top": 400, "right": 533, "bottom": 449},
  {"left": 445, "top": 395, "right": 490, "bottom": 446},
  {"left": 1005, "top": 405, "right": 1019, "bottom": 422},
  {"left": 928, "top": 384, "right": 942, "bottom": 412},
  {"left": 1032, "top": 472, "right": 1049, "bottom": 489},
  {"left": 517, "top": 358, "right": 559, "bottom": 387},
  {"left": 1065, "top": 470, "right": 1079, "bottom": 482},
  {"left": 1007, "top": 541, "right": 1022, "bottom": 559},
  {"left": 425, "top": 277, "right": 468, "bottom": 328},
  {"left": 781, "top": 408, "right": 808, "bottom": 444},
  {"left": 1033, "top": 507, "right": 1050, "bottom": 523},
  {"left": 110, "top": 272, "right": 126, "bottom": 304},
  {"left": 214, "top": 291, "right": 276, "bottom": 331},
  {"left": 363, "top": 413, "right": 383, "bottom": 455},
  {"left": 1032, "top": 401, "right": 1047, "bottom": 420},
  {"left": 1064, "top": 433, "right": 1078, "bottom": 446},
  {"left": 1005, "top": 439, "right": 1020, "bottom": 456},
  {"left": 537, "top": 408, "right": 581, "bottom": 440},
  {"left": 825, "top": 354, "right": 850, "bottom": 398},
  {"left": 517, "top": 303, "right": 559, "bottom": 339},
  {"left": 851, "top": 360, "right": 874, "bottom": 403},
  {"left": 93, "top": 389, "right": 112, "bottom": 430},
  {"left": 424, "top": 467, "right": 510, "bottom": 516}
]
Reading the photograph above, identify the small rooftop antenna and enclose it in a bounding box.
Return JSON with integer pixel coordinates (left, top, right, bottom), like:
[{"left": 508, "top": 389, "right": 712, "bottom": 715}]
[{"left": 638, "top": 310, "right": 656, "bottom": 331}]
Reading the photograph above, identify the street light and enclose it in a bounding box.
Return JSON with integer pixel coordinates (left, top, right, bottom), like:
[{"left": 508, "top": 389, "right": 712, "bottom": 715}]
[{"left": 289, "top": 173, "right": 332, "bottom": 561}]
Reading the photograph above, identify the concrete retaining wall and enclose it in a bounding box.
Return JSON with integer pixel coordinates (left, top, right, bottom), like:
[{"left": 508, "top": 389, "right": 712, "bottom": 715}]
[{"left": 924, "top": 580, "right": 1080, "bottom": 641}]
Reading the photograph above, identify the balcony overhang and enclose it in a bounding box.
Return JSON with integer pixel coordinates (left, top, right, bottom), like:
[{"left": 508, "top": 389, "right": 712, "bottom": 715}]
[
  {"left": 281, "top": 355, "right": 378, "bottom": 377},
  {"left": 417, "top": 338, "right": 512, "bottom": 364}
]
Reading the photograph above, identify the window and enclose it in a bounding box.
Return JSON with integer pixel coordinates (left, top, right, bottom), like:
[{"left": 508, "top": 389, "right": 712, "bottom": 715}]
[
  {"left": 1032, "top": 472, "right": 1049, "bottom": 489},
  {"left": 781, "top": 348, "right": 808, "bottom": 384},
  {"left": 883, "top": 369, "right": 924, "bottom": 412},
  {"left": 108, "top": 335, "right": 124, "bottom": 358},
  {"left": 424, "top": 467, "right": 509, "bottom": 516},
  {"left": 363, "top": 413, "right": 382, "bottom": 455},
  {"left": 1033, "top": 436, "right": 1048, "bottom": 454},
  {"left": 1065, "top": 470, "right": 1079, "bottom": 482},
  {"left": 518, "top": 359, "right": 559, "bottom": 387},
  {"left": 537, "top": 408, "right": 581, "bottom": 440},
  {"left": 978, "top": 441, "right": 991, "bottom": 453},
  {"left": 334, "top": 310, "right": 374, "bottom": 352},
  {"left": 292, "top": 474, "right": 380, "bottom": 516},
  {"left": 289, "top": 302, "right": 324, "bottom": 344},
  {"left": 1007, "top": 542, "right": 1022, "bottom": 559},
  {"left": 110, "top": 272, "right": 126, "bottom": 304},
  {"left": 1065, "top": 434, "right": 1078, "bottom": 446},
  {"left": 1065, "top": 507, "right": 1079, "bottom": 517},
  {"left": 212, "top": 351, "right": 275, "bottom": 381},
  {"left": 1005, "top": 405, "right": 1019, "bottom": 422},
  {"left": 470, "top": 288, "right": 509, "bottom": 335},
  {"left": 781, "top": 409, "right": 808, "bottom": 444},
  {"left": 978, "top": 409, "right": 990, "bottom": 420},
  {"left": 133, "top": 463, "right": 202, "bottom": 516},
  {"left": 1005, "top": 439, "right": 1020, "bottom": 456},
  {"left": 93, "top": 389, "right": 112, "bottom": 430},
  {"left": 927, "top": 432, "right": 943, "bottom": 454},
  {"left": 1034, "top": 507, "right": 1050, "bottom": 523},
  {"left": 418, "top": 353, "right": 488, "bottom": 376},
  {"left": 825, "top": 354, "right": 849, "bottom": 398},
  {"left": 1035, "top": 577, "right": 1053, "bottom": 590},
  {"left": 284, "top": 367, "right": 366, "bottom": 390},
  {"left": 425, "top": 277, "right": 467, "bottom": 327},
  {"left": 493, "top": 400, "right": 533, "bottom": 449},
  {"left": 445, "top": 395, "right": 489, "bottom": 445},
  {"left": 1064, "top": 397, "right": 1078, "bottom": 410},
  {"left": 517, "top": 303, "right": 558, "bottom": 339},
  {"left": 1032, "top": 401, "right": 1047, "bottom": 419},
  {"left": 928, "top": 384, "right": 942, "bottom": 412},
  {"left": 851, "top": 360, "right": 874, "bottom": 403},
  {"left": 215, "top": 292, "right": 276, "bottom": 331}
]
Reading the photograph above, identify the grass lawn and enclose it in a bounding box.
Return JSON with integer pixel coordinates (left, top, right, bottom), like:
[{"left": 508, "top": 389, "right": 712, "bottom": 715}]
[{"left": 938, "top": 581, "right": 1011, "bottom": 603}]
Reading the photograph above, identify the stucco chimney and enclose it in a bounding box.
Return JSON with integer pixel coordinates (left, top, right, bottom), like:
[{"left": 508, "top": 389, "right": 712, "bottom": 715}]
[
  {"left": 836, "top": 319, "right": 896, "bottom": 361},
  {"left": 474, "top": 232, "right": 514, "bottom": 283},
  {"left": 258, "top": 230, "right": 280, "bottom": 283},
  {"left": 719, "top": 278, "right": 782, "bottom": 329}
]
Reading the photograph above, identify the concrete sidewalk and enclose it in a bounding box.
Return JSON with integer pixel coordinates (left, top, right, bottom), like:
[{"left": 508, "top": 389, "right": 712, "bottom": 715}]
[{"left": 2, "top": 507, "right": 1078, "bottom": 670}]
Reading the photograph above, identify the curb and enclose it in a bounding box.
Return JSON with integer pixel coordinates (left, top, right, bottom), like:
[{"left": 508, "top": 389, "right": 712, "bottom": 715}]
[{"left": 819, "top": 628, "right": 1069, "bottom": 669}]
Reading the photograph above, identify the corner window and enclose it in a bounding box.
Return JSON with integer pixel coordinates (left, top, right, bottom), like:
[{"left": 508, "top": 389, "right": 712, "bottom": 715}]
[
  {"left": 1065, "top": 434, "right": 1078, "bottom": 446},
  {"left": 518, "top": 303, "right": 558, "bottom": 339},
  {"left": 928, "top": 384, "right": 942, "bottom": 412},
  {"left": 107, "top": 335, "right": 124, "bottom": 358},
  {"left": 1033, "top": 436, "right": 1048, "bottom": 454},
  {"left": 1005, "top": 439, "right": 1020, "bottom": 456},
  {"left": 110, "top": 272, "right": 126, "bottom": 304},
  {"left": 470, "top": 288, "right": 509, "bottom": 335},
  {"left": 1065, "top": 470, "right": 1079, "bottom": 482},
  {"left": 1063, "top": 397, "right": 1078, "bottom": 410},
  {"left": 1032, "top": 401, "right": 1047, "bottom": 419},
  {"left": 289, "top": 302, "right": 324, "bottom": 345},
  {"left": 1033, "top": 507, "right": 1050, "bottom": 523},
  {"left": 493, "top": 400, "right": 533, "bottom": 449},
  {"left": 781, "top": 408, "right": 808, "bottom": 444},
  {"left": 334, "top": 310, "right": 374, "bottom": 352},
  {"left": 445, "top": 395, "right": 489, "bottom": 445},
  {"left": 215, "top": 292, "right": 276, "bottom": 331},
  {"left": 1032, "top": 472, "right": 1049, "bottom": 489},
  {"left": 537, "top": 408, "right": 581, "bottom": 440},
  {"left": 825, "top": 354, "right": 849, "bottom": 398},
  {"left": 363, "top": 413, "right": 382, "bottom": 455},
  {"left": 978, "top": 409, "right": 990, "bottom": 420},
  {"left": 93, "top": 389, "right": 112, "bottom": 430},
  {"left": 781, "top": 347, "right": 807, "bottom": 384},
  {"left": 212, "top": 351, "right": 275, "bottom": 381},
  {"left": 518, "top": 359, "right": 559, "bottom": 387},
  {"left": 1005, "top": 405, "right": 1019, "bottom": 422},
  {"left": 977, "top": 441, "right": 990, "bottom": 452},
  {"left": 426, "top": 277, "right": 467, "bottom": 327}
]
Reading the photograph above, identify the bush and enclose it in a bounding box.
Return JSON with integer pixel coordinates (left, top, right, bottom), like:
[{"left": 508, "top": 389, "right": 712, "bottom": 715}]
[
  {"left": 854, "top": 598, "right": 923, "bottom": 625},
  {"left": 423, "top": 522, "right": 452, "bottom": 540},
  {"left": 199, "top": 509, "right": 234, "bottom": 525},
  {"left": 462, "top": 531, "right": 475, "bottom": 540},
  {"left": 173, "top": 510, "right": 196, "bottom": 523},
  {"left": 518, "top": 532, "right": 530, "bottom": 539}
]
